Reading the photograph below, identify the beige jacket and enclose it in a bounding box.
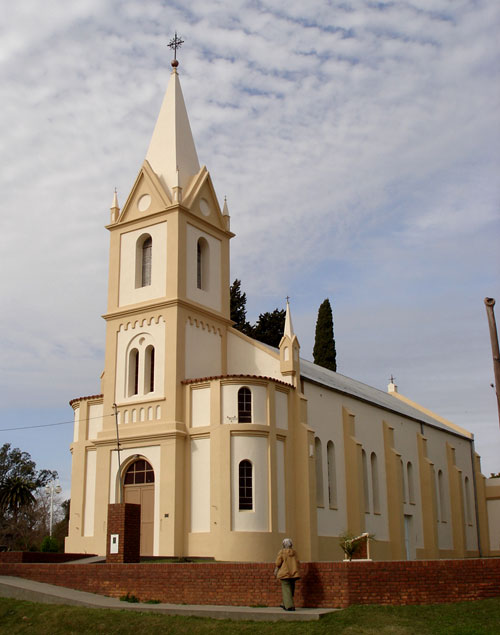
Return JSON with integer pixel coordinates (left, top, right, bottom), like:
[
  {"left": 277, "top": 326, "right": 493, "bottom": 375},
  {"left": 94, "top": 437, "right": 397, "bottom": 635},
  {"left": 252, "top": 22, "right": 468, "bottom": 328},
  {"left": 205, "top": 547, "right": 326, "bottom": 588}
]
[{"left": 274, "top": 548, "right": 300, "bottom": 579}]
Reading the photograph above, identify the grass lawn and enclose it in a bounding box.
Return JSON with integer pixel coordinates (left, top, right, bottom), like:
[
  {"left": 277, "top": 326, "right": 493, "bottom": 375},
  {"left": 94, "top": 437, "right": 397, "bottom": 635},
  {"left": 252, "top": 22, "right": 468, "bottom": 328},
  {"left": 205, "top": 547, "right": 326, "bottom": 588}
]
[{"left": 0, "top": 597, "right": 499, "bottom": 634}]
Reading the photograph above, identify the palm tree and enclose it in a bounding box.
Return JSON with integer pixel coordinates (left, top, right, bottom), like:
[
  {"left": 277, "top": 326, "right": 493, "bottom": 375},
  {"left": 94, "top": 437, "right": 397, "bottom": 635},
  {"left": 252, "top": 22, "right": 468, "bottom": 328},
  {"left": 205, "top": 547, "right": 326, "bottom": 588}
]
[{"left": 0, "top": 476, "right": 36, "bottom": 520}]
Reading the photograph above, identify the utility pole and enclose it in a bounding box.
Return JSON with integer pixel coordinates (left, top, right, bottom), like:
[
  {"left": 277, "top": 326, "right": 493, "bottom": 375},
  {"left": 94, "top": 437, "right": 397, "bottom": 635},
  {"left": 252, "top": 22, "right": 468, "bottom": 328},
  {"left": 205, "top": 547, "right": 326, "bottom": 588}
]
[
  {"left": 484, "top": 298, "right": 500, "bottom": 427},
  {"left": 113, "top": 403, "right": 123, "bottom": 503}
]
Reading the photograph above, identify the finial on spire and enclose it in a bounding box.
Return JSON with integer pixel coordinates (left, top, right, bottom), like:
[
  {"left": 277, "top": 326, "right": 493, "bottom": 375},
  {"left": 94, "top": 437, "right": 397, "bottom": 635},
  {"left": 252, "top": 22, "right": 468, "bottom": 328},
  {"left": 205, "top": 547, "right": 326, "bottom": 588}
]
[{"left": 168, "top": 32, "right": 184, "bottom": 68}]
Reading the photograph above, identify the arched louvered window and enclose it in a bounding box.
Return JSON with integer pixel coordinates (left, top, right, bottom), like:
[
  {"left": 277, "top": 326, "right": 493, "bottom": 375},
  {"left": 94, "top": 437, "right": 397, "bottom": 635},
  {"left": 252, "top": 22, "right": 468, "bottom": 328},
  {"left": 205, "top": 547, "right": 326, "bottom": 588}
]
[
  {"left": 238, "top": 387, "right": 252, "bottom": 423},
  {"left": 238, "top": 460, "right": 253, "bottom": 510},
  {"left": 128, "top": 348, "right": 139, "bottom": 396},
  {"left": 144, "top": 345, "right": 155, "bottom": 394},
  {"left": 371, "top": 452, "right": 380, "bottom": 514},
  {"left": 197, "top": 238, "right": 209, "bottom": 290},
  {"left": 327, "top": 441, "right": 337, "bottom": 508},
  {"left": 315, "top": 437, "right": 324, "bottom": 507},
  {"left": 142, "top": 237, "right": 152, "bottom": 286}
]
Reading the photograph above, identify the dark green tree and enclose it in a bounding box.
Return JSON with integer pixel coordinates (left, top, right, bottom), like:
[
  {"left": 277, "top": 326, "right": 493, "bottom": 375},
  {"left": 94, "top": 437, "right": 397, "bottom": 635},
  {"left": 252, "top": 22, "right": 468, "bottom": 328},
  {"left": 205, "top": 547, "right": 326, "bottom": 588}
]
[
  {"left": 230, "top": 279, "right": 253, "bottom": 336},
  {"left": 313, "top": 298, "right": 337, "bottom": 371},
  {"left": 0, "top": 443, "right": 57, "bottom": 490},
  {"left": 253, "top": 309, "right": 286, "bottom": 348}
]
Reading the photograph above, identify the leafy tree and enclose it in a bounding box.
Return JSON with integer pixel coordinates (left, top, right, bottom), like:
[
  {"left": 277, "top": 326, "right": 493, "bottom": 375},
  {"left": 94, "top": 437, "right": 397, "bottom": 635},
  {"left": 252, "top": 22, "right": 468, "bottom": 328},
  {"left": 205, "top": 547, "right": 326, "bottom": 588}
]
[
  {"left": 230, "top": 279, "right": 253, "bottom": 336},
  {"left": 0, "top": 444, "right": 58, "bottom": 551},
  {"left": 252, "top": 309, "right": 286, "bottom": 348},
  {"left": 313, "top": 298, "right": 337, "bottom": 371}
]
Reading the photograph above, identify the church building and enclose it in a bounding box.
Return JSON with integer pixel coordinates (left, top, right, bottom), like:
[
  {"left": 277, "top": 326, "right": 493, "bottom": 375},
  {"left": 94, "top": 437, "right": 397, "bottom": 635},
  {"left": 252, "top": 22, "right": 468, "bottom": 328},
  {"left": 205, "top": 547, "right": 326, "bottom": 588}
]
[{"left": 65, "top": 56, "right": 497, "bottom": 562}]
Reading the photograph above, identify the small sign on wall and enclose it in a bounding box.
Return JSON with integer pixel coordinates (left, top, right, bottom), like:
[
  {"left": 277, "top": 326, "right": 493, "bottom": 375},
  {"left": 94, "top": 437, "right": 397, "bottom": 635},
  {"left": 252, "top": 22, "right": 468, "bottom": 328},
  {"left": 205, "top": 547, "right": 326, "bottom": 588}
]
[{"left": 110, "top": 533, "right": 119, "bottom": 554}]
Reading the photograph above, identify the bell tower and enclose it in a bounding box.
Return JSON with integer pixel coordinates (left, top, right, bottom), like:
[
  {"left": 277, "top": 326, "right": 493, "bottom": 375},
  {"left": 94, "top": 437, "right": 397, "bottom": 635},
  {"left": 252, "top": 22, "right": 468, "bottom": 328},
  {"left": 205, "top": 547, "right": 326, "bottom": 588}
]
[{"left": 100, "top": 53, "right": 233, "bottom": 442}]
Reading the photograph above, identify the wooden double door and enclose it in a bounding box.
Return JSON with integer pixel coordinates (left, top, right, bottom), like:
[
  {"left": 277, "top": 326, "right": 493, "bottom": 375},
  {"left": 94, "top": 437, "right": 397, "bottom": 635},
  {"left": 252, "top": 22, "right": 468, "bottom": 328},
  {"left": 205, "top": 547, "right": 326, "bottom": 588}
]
[{"left": 123, "top": 459, "right": 155, "bottom": 556}]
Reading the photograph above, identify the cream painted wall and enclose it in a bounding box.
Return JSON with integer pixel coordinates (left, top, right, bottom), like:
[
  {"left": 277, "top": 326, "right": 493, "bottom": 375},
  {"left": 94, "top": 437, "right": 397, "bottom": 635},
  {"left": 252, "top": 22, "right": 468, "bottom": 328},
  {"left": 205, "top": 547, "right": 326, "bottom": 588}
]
[
  {"left": 275, "top": 390, "right": 288, "bottom": 430},
  {"left": 191, "top": 387, "right": 211, "bottom": 428},
  {"left": 231, "top": 435, "right": 269, "bottom": 532},
  {"left": 83, "top": 450, "right": 97, "bottom": 537},
  {"left": 227, "top": 331, "right": 291, "bottom": 383},
  {"left": 304, "top": 382, "right": 347, "bottom": 538},
  {"left": 277, "top": 439, "right": 286, "bottom": 533},
  {"left": 109, "top": 445, "right": 162, "bottom": 555},
  {"left": 391, "top": 417, "right": 425, "bottom": 552},
  {"left": 73, "top": 406, "right": 80, "bottom": 442},
  {"left": 348, "top": 399, "right": 389, "bottom": 541},
  {"left": 115, "top": 318, "right": 166, "bottom": 403},
  {"left": 222, "top": 384, "right": 267, "bottom": 425},
  {"left": 486, "top": 478, "right": 500, "bottom": 552},
  {"left": 88, "top": 403, "right": 103, "bottom": 440},
  {"left": 448, "top": 436, "right": 478, "bottom": 552},
  {"left": 185, "top": 320, "right": 221, "bottom": 379},
  {"left": 425, "top": 426, "right": 455, "bottom": 551},
  {"left": 118, "top": 222, "right": 167, "bottom": 307},
  {"left": 185, "top": 224, "right": 221, "bottom": 311},
  {"left": 190, "top": 438, "right": 211, "bottom": 532}
]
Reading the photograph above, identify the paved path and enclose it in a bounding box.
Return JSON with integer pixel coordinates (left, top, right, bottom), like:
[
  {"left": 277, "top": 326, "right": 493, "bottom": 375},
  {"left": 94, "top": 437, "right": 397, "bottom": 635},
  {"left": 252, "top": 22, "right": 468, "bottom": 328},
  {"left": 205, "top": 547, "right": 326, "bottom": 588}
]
[{"left": 0, "top": 576, "right": 338, "bottom": 622}]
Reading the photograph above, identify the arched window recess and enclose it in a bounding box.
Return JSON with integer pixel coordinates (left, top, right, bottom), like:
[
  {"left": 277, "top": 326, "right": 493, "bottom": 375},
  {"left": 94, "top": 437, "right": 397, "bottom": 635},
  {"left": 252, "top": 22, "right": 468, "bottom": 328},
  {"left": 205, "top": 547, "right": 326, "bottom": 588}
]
[
  {"left": 238, "top": 459, "right": 253, "bottom": 510},
  {"left": 238, "top": 387, "right": 252, "bottom": 423}
]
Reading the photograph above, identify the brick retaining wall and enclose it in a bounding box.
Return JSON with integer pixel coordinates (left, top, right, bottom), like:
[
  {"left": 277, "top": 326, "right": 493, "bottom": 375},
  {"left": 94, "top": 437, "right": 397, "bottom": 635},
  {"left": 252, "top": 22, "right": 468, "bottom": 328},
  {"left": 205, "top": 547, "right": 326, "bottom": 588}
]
[
  {"left": 0, "top": 553, "right": 94, "bottom": 564},
  {"left": 0, "top": 559, "right": 498, "bottom": 608}
]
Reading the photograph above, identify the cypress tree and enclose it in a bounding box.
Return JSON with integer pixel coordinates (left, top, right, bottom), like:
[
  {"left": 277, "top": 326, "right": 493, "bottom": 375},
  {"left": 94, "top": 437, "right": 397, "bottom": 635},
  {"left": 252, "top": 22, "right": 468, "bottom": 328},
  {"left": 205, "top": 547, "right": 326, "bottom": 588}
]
[
  {"left": 230, "top": 279, "right": 253, "bottom": 336},
  {"left": 313, "top": 298, "right": 337, "bottom": 371}
]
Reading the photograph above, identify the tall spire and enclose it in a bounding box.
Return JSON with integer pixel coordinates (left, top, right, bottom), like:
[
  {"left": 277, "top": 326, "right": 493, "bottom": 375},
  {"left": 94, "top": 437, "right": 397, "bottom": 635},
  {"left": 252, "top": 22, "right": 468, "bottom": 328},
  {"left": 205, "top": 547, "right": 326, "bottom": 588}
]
[
  {"left": 145, "top": 62, "right": 200, "bottom": 198},
  {"left": 284, "top": 297, "right": 295, "bottom": 338}
]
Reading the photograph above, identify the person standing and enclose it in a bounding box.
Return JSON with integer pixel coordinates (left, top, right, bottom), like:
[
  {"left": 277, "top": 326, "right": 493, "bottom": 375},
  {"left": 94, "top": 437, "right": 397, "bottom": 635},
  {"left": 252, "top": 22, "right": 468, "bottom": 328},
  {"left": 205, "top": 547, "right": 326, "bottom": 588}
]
[{"left": 274, "top": 538, "right": 300, "bottom": 611}]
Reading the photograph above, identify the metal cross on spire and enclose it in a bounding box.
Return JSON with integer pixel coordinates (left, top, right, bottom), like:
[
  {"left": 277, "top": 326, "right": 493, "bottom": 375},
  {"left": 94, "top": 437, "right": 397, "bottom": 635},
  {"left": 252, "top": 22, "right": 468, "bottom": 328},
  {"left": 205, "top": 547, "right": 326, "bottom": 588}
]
[{"left": 168, "top": 32, "right": 184, "bottom": 67}]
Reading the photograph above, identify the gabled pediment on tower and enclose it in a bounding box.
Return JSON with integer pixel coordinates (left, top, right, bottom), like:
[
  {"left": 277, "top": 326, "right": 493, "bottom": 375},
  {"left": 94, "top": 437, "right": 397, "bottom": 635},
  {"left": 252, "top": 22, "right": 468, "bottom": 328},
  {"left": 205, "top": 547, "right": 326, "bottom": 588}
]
[
  {"left": 111, "top": 160, "right": 172, "bottom": 226},
  {"left": 183, "top": 166, "right": 230, "bottom": 232}
]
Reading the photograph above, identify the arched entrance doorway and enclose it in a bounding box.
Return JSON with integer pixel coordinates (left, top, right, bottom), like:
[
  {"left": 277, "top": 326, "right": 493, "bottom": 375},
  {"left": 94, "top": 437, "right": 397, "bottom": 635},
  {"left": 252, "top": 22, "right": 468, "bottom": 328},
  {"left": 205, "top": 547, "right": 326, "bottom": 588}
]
[{"left": 123, "top": 459, "right": 154, "bottom": 556}]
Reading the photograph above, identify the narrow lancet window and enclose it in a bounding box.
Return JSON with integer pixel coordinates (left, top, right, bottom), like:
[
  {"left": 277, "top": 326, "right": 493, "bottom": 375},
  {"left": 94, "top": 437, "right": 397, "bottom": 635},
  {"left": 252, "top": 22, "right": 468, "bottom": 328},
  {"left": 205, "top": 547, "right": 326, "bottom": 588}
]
[
  {"left": 371, "top": 452, "right": 380, "bottom": 513},
  {"left": 327, "top": 441, "right": 337, "bottom": 508},
  {"left": 128, "top": 348, "right": 139, "bottom": 396},
  {"left": 238, "top": 460, "right": 253, "bottom": 510},
  {"left": 237, "top": 387, "right": 252, "bottom": 423},
  {"left": 315, "top": 437, "right": 324, "bottom": 506},
  {"left": 145, "top": 345, "right": 155, "bottom": 394}
]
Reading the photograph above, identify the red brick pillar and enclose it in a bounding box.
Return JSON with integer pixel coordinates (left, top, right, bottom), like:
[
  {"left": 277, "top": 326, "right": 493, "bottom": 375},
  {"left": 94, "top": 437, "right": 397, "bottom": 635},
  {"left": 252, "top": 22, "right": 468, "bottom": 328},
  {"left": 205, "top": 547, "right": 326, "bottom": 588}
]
[{"left": 106, "top": 503, "right": 141, "bottom": 563}]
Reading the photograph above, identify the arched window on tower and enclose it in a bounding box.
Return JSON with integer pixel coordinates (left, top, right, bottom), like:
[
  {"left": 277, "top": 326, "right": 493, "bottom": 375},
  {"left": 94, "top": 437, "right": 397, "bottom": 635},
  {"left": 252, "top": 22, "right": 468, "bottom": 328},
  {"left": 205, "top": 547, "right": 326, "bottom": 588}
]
[
  {"left": 135, "top": 235, "right": 152, "bottom": 288},
  {"left": 371, "top": 452, "right": 380, "bottom": 513},
  {"left": 144, "top": 345, "right": 155, "bottom": 394},
  {"left": 238, "top": 387, "right": 252, "bottom": 423},
  {"left": 238, "top": 459, "right": 253, "bottom": 510},
  {"left": 315, "top": 437, "right": 324, "bottom": 507},
  {"left": 128, "top": 348, "right": 139, "bottom": 396},
  {"left": 327, "top": 441, "right": 337, "bottom": 508},
  {"left": 197, "top": 238, "right": 209, "bottom": 290}
]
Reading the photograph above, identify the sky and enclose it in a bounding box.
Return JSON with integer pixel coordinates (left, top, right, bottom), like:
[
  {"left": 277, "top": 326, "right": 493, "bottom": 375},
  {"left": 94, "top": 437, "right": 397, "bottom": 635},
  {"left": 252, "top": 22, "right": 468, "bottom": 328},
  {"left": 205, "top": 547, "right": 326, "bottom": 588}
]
[{"left": 0, "top": 0, "right": 499, "bottom": 498}]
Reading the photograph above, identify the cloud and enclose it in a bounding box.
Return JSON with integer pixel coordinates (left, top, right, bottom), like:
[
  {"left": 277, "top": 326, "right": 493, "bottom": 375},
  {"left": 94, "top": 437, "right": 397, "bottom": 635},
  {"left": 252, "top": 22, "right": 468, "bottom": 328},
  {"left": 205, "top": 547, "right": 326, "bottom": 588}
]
[{"left": 0, "top": 0, "right": 499, "bottom": 479}]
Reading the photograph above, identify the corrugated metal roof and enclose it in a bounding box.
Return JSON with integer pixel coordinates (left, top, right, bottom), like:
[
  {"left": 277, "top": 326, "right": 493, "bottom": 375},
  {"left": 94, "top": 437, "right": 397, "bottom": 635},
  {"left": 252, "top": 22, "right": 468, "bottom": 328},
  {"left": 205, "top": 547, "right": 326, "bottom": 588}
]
[{"left": 300, "top": 358, "right": 470, "bottom": 439}]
